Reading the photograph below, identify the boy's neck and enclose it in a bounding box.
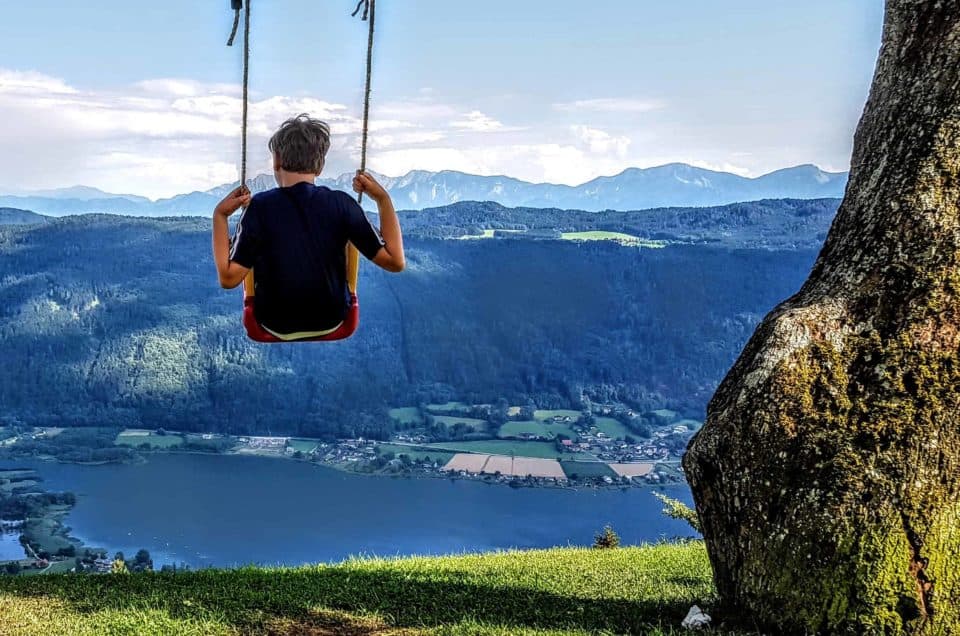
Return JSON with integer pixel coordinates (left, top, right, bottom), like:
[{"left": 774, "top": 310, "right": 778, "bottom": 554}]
[{"left": 276, "top": 171, "right": 317, "bottom": 188}]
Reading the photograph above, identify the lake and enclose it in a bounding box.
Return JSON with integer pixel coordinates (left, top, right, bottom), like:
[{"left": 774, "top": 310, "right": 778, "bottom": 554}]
[
  {"left": 0, "top": 530, "right": 24, "bottom": 561},
  {"left": 8, "top": 454, "right": 696, "bottom": 568}
]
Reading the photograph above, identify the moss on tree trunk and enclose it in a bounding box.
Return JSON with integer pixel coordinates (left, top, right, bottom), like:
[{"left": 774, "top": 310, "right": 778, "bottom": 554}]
[{"left": 683, "top": 2, "right": 960, "bottom": 634}]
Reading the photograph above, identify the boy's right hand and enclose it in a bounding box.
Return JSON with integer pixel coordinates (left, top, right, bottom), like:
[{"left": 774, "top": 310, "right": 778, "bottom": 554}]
[
  {"left": 353, "top": 171, "right": 389, "bottom": 203},
  {"left": 215, "top": 186, "right": 251, "bottom": 217}
]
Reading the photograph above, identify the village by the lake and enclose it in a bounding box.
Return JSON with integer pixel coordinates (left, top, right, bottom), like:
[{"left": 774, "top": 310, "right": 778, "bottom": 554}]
[{"left": 0, "top": 400, "right": 696, "bottom": 576}]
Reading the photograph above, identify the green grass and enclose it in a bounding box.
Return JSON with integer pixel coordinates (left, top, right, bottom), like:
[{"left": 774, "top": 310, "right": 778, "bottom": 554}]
[
  {"left": 389, "top": 407, "right": 424, "bottom": 425},
  {"left": 183, "top": 434, "right": 229, "bottom": 449},
  {"left": 377, "top": 444, "right": 455, "bottom": 464},
  {"left": 498, "top": 421, "right": 577, "bottom": 440},
  {"left": 532, "top": 410, "right": 582, "bottom": 422},
  {"left": 560, "top": 461, "right": 617, "bottom": 480},
  {"left": 651, "top": 409, "right": 679, "bottom": 420},
  {"left": 21, "top": 513, "right": 74, "bottom": 556},
  {"left": 40, "top": 560, "right": 77, "bottom": 575},
  {"left": 287, "top": 439, "right": 319, "bottom": 454},
  {"left": 0, "top": 543, "right": 719, "bottom": 635},
  {"left": 592, "top": 417, "right": 633, "bottom": 440},
  {"left": 432, "top": 415, "right": 488, "bottom": 430},
  {"left": 115, "top": 432, "right": 184, "bottom": 449},
  {"left": 425, "top": 401, "right": 470, "bottom": 413},
  {"left": 426, "top": 440, "right": 562, "bottom": 459}
]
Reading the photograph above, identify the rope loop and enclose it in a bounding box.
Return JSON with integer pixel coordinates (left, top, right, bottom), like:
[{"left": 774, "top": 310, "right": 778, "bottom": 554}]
[
  {"left": 226, "top": 1, "right": 242, "bottom": 46},
  {"left": 351, "top": 0, "right": 371, "bottom": 20}
]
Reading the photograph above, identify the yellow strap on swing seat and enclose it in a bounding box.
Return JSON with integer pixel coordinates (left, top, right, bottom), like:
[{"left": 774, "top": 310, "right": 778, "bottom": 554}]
[{"left": 243, "top": 241, "right": 360, "bottom": 298}]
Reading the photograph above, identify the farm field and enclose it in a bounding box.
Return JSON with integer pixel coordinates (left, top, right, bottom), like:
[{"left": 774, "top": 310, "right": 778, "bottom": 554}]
[
  {"left": 287, "top": 439, "right": 319, "bottom": 454},
  {"left": 442, "top": 454, "right": 566, "bottom": 479},
  {"left": 115, "top": 431, "right": 183, "bottom": 449},
  {"left": 609, "top": 463, "right": 655, "bottom": 478},
  {"left": 559, "top": 461, "right": 617, "bottom": 479},
  {"left": 498, "top": 420, "right": 577, "bottom": 439},
  {"left": 387, "top": 407, "right": 423, "bottom": 425},
  {"left": 426, "top": 440, "right": 562, "bottom": 459}
]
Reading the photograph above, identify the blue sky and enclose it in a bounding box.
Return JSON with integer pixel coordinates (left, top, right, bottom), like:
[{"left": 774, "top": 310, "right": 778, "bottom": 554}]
[{"left": 0, "top": 0, "right": 884, "bottom": 198}]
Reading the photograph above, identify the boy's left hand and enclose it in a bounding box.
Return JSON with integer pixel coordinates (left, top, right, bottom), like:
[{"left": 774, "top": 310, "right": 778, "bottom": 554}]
[{"left": 215, "top": 186, "right": 251, "bottom": 217}]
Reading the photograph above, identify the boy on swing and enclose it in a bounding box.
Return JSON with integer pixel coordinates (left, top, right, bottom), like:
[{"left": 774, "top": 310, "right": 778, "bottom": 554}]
[{"left": 212, "top": 114, "right": 405, "bottom": 339}]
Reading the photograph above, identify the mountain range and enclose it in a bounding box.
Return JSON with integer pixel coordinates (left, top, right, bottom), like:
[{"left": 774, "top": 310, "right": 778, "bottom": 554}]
[{"left": 0, "top": 163, "right": 847, "bottom": 217}]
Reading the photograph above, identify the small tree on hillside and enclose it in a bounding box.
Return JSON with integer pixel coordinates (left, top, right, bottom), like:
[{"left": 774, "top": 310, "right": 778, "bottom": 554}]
[{"left": 593, "top": 525, "right": 620, "bottom": 549}]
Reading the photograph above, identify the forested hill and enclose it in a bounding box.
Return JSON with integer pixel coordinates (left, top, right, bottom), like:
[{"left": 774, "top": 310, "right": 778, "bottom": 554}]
[
  {"left": 0, "top": 208, "right": 48, "bottom": 226},
  {"left": 0, "top": 199, "right": 834, "bottom": 438},
  {"left": 399, "top": 198, "right": 838, "bottom": 249}
]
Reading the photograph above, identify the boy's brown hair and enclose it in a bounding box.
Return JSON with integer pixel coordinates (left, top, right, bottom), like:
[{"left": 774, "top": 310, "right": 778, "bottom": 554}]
[{"left": 268, "top": 113, "right": 331, "bottom": 174}]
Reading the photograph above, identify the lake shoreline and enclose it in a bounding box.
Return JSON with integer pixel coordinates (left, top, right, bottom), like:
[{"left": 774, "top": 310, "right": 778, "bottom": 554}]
[
  {"left": 21, "top": 445, "right": 683, "bottom": 491},
  {"left": 5, "top": 454, "right": 698, "bottom": 571}
]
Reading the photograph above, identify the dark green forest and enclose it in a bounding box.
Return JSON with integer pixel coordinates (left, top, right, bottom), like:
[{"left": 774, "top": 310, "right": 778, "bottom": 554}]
[{"left": 0, "top": 199, "right": 834, "bottom": 439}]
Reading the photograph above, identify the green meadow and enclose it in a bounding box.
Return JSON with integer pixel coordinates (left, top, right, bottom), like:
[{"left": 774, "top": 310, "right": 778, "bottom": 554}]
[
  {"left": 498, "top": 420, "right": 577, "bottom": 440},
  {"left": 426, "top": 440, "right": 562, "bottom": 459},
  {"left": 0, "top": 543, "right": 718, "bottom": 635},
  {"left": 114, "top": 432, "right": 184, "bottom": 449}
]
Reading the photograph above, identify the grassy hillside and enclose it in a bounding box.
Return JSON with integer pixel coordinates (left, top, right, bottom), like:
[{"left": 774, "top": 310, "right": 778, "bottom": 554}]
[{"left": 0, "top": 543, "right": 721, "bottom": 635}]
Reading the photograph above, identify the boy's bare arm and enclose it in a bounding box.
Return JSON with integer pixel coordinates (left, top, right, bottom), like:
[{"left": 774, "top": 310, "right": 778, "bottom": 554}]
[
  {"left": 212, "top": 187, "right": 252, "bottom": 289},
  {"left": 354, "top": 172, "right": 405, "bottom": 273}
]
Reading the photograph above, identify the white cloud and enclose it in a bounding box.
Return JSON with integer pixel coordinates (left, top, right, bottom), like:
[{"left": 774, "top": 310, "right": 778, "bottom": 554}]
[
  {"left": 0, "top": 69, "right": 78, "bottom": 95},
  {"left": 135, "top": 79, "right": 241, "bottom": 98},
  {"left": 450, "top": 110, "right": 504, "bottom": 132},
  {"left": 0, "top": 68, "right": 850, "bottom": 198},
  {"left": 0, "top": 74, "right": 542, "bottom": 197},
  {"left": 555, "top": 98, "right": 664, "bottom": 113},
  {"left": 571, "top": 125, "right": 630, "bottom": 157}
]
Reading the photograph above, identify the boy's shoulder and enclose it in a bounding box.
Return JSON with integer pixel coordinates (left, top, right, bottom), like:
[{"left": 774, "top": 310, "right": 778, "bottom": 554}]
[{"left": 250, "top": 184, "right": 357, "bottom": 210}]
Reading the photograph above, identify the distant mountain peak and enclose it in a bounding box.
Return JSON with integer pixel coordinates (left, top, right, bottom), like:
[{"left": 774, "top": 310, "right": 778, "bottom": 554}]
[{"left": 0, "top": 163, "right": 848, "bottom": 217}]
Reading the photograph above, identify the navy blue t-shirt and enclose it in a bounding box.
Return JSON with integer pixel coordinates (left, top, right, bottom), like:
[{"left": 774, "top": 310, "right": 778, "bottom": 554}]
[{"left": 230, "top": 183, "right": 384, "bottom": 334}]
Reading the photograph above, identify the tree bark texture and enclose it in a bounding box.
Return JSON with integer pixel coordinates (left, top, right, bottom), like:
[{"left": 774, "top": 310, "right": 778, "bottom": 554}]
[{"left": 684, "top": 2, "right": 960, "bottom": 633}]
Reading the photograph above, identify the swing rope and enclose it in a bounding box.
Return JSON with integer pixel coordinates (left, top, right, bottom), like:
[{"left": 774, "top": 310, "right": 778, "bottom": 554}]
[
  {"left": 227, "top": 0, "right": 376, "bottom": 343},
  {"left": 226, "top": 0, "right": 251, "bottom": 193},
  {"left": 227, "top": 0, "right": 376, "bottom": 202},
  {"left": 354, "top": 0, "right": 376, "bottom": 204}
]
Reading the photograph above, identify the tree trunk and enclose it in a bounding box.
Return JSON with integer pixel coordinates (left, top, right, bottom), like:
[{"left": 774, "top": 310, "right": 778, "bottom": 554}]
[{"left": 683, "top": 2, "right": 960, "bottom": 634}]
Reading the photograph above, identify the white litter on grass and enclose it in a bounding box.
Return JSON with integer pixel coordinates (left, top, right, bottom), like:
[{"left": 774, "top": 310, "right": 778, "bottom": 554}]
[{"left": 681, "top": 605, "right": 712, "bottom": 630}]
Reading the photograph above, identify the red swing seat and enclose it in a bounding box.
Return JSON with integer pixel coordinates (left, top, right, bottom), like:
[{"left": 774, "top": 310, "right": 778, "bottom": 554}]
[{"left": 242, "top": 292, "right": 359, "bottom": 343}]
